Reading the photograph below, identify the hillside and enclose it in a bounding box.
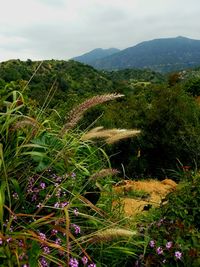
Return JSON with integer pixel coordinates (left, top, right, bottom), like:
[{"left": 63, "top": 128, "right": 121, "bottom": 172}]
[
  {"left": 79, "top": 36, "right": 200, "bottom": 73},
  {"left": 72, "top": 48, "right": 120, "bottom": 64},
  {"left": 1, "top": 58, "right": 200, "bottom": 178},
  {"left": 1, "top": 58, "right": 200, "bottom": 267},
  {"left": 0, "top": 59, "right": 115, "bottom": 110},
  {"left": 103, "top": 68, "right": 166, "bottom": 83},
  {"left": 0, "top": 59, "right": 166, "bottom": 110}
]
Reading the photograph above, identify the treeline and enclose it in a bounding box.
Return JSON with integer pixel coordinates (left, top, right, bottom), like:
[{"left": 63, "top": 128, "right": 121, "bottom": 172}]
[{"left": 1, "top": 59, "right": 200, "bottom": 178}]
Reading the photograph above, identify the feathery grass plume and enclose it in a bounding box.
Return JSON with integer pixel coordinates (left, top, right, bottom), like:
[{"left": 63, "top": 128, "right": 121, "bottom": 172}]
[
  {"left": 12, "top": 117, "right": 40, "bottom": 131},
  {"left": 81, "top": 127, "right": 140, "bottom": 144},
  {"left": 60, "top": 93, "right": 124, "bottom": 135},
  {"left": 81, "top": 127, "right": 117, "bottom": 141},
  {"left": 12, "top": 117, "right": 41, "bottom": 137},
  {"left": 89, "top": 168, "right": 120, "bottom": 180},
  {"left": 90, "top": 228, "right": 137, "bottom": 243},
  {"left": 106, "top": 129, "right": 141, "bottom": 144}
]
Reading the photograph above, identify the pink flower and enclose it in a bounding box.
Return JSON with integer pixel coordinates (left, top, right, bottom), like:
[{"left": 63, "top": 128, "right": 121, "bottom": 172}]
[
  {"left": 81, "top": 256, "right": 88, "bottom": 265},
  {"left": 74, "top": 208, "right": 79, "bottom": 216},
  {"left": 175, "top": 251, "right": 182, "bottom": 260},
  {"left": 39, "top": 232, "right": 46, "bottom": 240},
  {"left": 149, "top": 240, "right": 155, "bottom": 248},
  {"left": 156, "top": 247, "right": 163, "bottom": 255},
  {"left": 40, "top": 182, "right": 46, "bottom": 189},
  {"left": 69, "top": 257, "right": 79, "bottom": 267},
  {"left": 166, "top": 241, "right": 173, "bottom": 249}
]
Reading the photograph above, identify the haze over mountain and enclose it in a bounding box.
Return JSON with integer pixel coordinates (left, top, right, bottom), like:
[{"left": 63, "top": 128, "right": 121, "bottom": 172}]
[
  {"left": 72, "top": 48, "right": 120, "bottom": 65},
  {"left": 73, "top": 36, "right": 200, "bottom": 73}
]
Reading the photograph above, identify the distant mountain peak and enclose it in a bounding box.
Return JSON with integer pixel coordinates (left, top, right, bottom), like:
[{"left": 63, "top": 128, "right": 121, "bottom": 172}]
[
  {"left": 82, "top": 36, "right": 200, "bottom": 73},
  {"left": 176, "top": 36, "right": 188, "bottom": 39},
  {"left": 72, "top": 47, "right": 120, "bottom": 64}
]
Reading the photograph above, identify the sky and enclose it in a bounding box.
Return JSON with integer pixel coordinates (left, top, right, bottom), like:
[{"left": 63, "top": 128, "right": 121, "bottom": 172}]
[{"left": 0, "top": 0, "right": 200, "bottom": 62}]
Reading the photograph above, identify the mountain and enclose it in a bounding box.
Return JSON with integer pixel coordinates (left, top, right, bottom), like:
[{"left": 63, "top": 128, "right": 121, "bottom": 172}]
[
  {"left": 82, "top": 37, "right": 200, "bottom": 73},
  {"left": 72, "top": 48, "right": 120, "bottom": 64}
]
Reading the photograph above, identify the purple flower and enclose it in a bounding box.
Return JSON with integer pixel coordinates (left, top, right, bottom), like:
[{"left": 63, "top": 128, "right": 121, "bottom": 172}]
[
  {"left": 22, "top": 265, "right": 29, "bottom": 267},
  {"left": 166, "top": 241, "right": 173, "bottom": 249},
  {"left": 40, "top": 182, "right": 46, "bottom": 189},
  {"left": 54, "top": 202, "right": 60, "bottom": 208},
  {"left": 175, "top": 251, "right": 182, "bottom": 260},
  {"left": 39, "top": 232, "right": 46, "bottom": 240},
  {"left": 81, "top": 256, "right": 88, "bottom": 265},
  {"left": 0, "top": 238, "right": 3, "bottom": 245},
  {"left": 39, "top": 257, "right": 48, "bottom": 267},
  {"left": 6, "top": 237, "right": 12, "bottom": 243},
  {"left": 60, "top": 202, "right": 69, "bottom": 208},
  {"left": 43, "top": 246, "right": 50, "bottom": 254},
  {"left": 74, "top": 208, "right": 79, "bottom": 216},
  {"left": 55, "top": 238, "right": 62, "bottom": 245},
  {"left": 33, "top": 187, "right": 40, "bottom": 193},
  {"left": 69, "top": 257, "right": 79, "bottom": 267},
  {"left": 31, "top": 194, "right": 38, "bottom": 201},
  {"left": 37, "top": 203, "right": 43, "bottom": 208},
  {"left": 71, "top": 224, "right": 81, "bottom": 234},
  {"left": 51, "top": 229, "right": 58, "bottom": 235},
  {"left": 18, "top": 240, "right": 24, "bottom": 247},
  {"left": 71, "top": 172, "right": 76, "bottom": 178},
  {"left": 156, "top": 247, "right": 163, "bottom": 255},
  {"left": 19, "top": 253, "right": 25, "bottom": 260},
  {"left": 156, "top": 218, "right": 165, "bottom": 227},
  {"left": 12, "top": 215, "right": 17, "bottom": 220},
  {"left": 88, "top": 264, "right": 96, "bottom": 267},
  {"left": 149, "top": 240, "right": 156, "bottom": 248}
]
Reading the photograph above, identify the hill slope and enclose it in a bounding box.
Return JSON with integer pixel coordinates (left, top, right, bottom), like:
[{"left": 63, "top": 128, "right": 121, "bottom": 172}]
[
  {"left": 72, "top": 48, "right": 120, "bottom": 64},
  {"left": 87, "top": 36, "right": 200, "bottom": 73}
]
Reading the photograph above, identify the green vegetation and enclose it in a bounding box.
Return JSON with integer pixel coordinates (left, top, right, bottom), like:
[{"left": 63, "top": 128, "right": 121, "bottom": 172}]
[
  {"left": 135, "top": 173, "right": 200, "bottom": 266},
  {"left": 0, "top": 90, "right": 141, "bottom": 266},
  {"left": 0, "top": 59, "right": 200, "bottom": 266}
]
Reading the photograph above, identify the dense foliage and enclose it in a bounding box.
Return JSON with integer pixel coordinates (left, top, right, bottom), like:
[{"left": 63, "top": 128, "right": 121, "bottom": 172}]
[
  {"left": 0, "top": 90, "right": 141, "bottom": 266},
  {"left": 135, "top": 173, "right": 200, "bottom": 266},
  {"left": 1, "top": 59, "right": 200, "bottom": 178},
  {"left": 1, "top": 59, "right": 200, "bottom": 266}
]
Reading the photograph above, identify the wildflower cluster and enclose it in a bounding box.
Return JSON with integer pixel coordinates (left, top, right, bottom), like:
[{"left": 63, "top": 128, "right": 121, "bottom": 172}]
[
  {"left": 140, "top": 217, "right": 184, "bottom": 265},
  {"left": 149, "top": 239, "right": 182, "bottom": 261},
  {"left": 69, "top": 256, "right": 96, "bottom": 267},
  {"left": 3, "top": 168, "right": 97, "bottom": 266}
]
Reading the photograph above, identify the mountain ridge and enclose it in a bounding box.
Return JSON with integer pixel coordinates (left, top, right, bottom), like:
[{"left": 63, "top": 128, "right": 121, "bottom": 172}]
[
  {"left": 72, "top": 47, "right": 120, "bottom": 65},
  {"left": 73, "top": 36, "right": 200, "bottom": 73}
]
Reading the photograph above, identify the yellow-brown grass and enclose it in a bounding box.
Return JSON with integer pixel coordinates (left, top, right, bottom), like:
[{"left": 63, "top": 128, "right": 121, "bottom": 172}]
[
  {"left": 90, "top": 228, "right": 137, "bottom": 243},
  {"left": 89, "top": 168, "right": 120, "bottom": 180},
  {"left": 81, "top": 127, "right": 140, "bottom": 144}
]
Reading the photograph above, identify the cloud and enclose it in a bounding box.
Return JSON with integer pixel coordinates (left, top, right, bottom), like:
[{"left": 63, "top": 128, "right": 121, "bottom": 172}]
[
  {"left": 36, "top": 0, "right": 66, "bottom": 7},
  {"left": 0, "top": 0, "right": 200, "bottom": 61}
]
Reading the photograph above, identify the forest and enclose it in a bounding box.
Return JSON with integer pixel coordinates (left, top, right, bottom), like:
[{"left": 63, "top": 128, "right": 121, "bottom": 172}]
[{"left": 0, "top": 59, "right": 200, "bottom": 266}]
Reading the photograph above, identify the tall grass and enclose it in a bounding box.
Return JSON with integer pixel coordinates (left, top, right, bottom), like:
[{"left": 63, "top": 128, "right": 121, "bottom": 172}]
[{"left": 0, "top": 91, "right": 141, "bottom": 266}]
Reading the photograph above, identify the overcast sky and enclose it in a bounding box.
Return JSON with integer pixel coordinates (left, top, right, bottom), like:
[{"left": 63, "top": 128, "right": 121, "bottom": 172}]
[{"left": 0, "top": 0, "right": 200, "bottom": 62}]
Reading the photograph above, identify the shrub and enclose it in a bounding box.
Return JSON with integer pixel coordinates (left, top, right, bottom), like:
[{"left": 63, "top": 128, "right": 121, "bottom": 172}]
[
  {"left": 134, "top": 174, "right": 200, "bottom": 266},
  {"left": 0, "top": 91, "right": 140, "bottom": 266}
]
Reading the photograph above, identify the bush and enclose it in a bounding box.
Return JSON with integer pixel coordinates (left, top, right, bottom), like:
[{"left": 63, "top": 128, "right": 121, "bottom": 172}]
[
  {"left": 0, "top": 91, "right": 141, "bottom": 266},
  {"left": 135, "top": 174, "right": 200, "bottom": 266}
]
